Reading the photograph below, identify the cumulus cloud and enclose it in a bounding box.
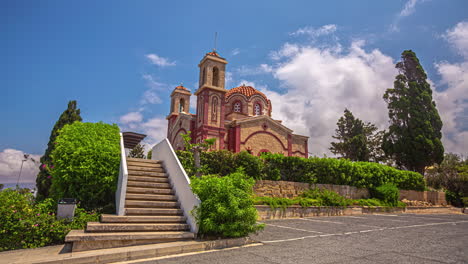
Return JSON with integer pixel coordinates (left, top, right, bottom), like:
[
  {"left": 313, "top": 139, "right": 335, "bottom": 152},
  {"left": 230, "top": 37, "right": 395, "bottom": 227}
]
[
  {"left": 118, "top": 114, "right": 168, "bottom": 151},
  {"left": 258, "top": 40, "right": 397, "bottom": 156},
  {"left": 146, "top": 53, "right": 176, "bottom": 67},
  {"left": 0, "top": 149, "right": 41, "bottom": 184},
  {"left": 433, "top": 21, "right": 468, "bottom": 155},
  {"left": 443, "top": 21, "right": 468, "bottom": 58}
]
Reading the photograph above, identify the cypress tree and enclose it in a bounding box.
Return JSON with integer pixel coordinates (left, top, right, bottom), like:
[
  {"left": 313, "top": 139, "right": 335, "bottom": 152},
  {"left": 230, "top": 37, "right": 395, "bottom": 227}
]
[
  {"left": 36, "top": 100, "right": 82, "bottom": 200},
  {"left": 330, "top": 109, "right": 383, "bottom": 162},
  {"left": 383, "top": 50, "right": 444, "bottom": 174},
  {"left": 128, "top": 143, "right": 146, "bottom": 159}
]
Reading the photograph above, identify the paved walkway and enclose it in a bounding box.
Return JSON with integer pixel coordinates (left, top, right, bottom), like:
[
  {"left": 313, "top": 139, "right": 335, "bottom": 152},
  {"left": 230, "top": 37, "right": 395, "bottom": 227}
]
[
  {"left": 2, "top": 213, "right": 467, "bottom": 263},
  {"left": 139, "top": 214, "right": 468, "bottom": 264}
]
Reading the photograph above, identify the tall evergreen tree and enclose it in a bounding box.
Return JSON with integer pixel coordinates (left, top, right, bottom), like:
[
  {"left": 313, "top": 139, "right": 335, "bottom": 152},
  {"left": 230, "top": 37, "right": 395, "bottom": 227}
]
[
  {"left": 36, "top": 100, "right": 82, "bottom": 200},
  {"left": 330, "top": 109, "right": 383, "bottom": 162},
  {"left": 382, "top": 50, "right": 444, "bottom": 174},
  {"left": 128, "top": 143, "right": 146, "bottom": 159}
]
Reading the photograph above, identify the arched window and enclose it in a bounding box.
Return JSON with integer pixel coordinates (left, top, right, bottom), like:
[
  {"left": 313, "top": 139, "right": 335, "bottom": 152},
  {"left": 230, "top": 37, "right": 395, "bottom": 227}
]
[
  {"left": 212, "top": 67, "right": 219, "bottom": 87},
  {"left": 233, "top": 102, "right": 241, "bottom": 113},
  {"left": 211, "top": 97, "right": 218, "bottom": 121},
  {"left": 254, "top": 103, "right": 261, "bottom": 116},
  {"left": 202, "top": 67, "right": 206, "bottom": 85},
  {"left": 179, "top": 99, "right": 185, "bottom": 113}
]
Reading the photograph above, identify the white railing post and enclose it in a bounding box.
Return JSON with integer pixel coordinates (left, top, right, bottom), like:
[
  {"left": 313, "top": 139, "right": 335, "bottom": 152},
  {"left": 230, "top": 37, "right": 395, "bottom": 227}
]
[
  {"left": 152, "top": 138, "right": 200, "bottom": 233},
  {"left": 115, "top": 132, "right": 129, "bottom": 216}
]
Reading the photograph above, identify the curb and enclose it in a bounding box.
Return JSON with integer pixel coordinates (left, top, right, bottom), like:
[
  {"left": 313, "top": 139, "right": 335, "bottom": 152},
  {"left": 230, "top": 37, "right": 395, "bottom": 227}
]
[{"left": 20, "top": 237, "right": 256, "bottom": 264}]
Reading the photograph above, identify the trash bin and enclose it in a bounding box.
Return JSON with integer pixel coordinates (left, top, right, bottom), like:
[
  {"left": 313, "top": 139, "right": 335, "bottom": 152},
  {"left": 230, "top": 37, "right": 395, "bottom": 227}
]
[{"left": 57, "top": 198, "right": 77, "bottom": 221}]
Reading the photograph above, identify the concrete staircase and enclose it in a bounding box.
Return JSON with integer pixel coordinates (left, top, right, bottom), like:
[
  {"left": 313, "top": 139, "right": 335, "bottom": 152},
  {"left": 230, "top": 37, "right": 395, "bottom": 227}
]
[{"left": 65, "top": 157, "right": 195, "bottom": 252}]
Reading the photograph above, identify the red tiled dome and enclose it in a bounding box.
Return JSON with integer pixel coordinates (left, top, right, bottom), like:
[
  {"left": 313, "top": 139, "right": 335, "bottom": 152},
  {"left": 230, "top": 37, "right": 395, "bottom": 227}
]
[
  {"left": 175, "top": 85, "right": 188, "bottom": 91},
  {"left": 225, "top": 85, "right": 268, "bottom": 101},
  {"left": 206, "top": 50, "right": 221, "bottom": 57}
]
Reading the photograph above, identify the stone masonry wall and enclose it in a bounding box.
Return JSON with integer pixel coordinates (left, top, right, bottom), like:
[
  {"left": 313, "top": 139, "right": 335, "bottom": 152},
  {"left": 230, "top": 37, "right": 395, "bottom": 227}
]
[
  {"left": 254, "top": 180, "right": 447, "bottom": 205},
  {"left": 253, "top": 180, "right": 369, "bottom": 199}
]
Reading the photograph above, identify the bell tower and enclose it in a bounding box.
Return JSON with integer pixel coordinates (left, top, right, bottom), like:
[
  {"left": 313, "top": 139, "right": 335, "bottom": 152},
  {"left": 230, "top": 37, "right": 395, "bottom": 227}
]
[{"left": 193, "top": 50, "right": 228, "bottom": 149}]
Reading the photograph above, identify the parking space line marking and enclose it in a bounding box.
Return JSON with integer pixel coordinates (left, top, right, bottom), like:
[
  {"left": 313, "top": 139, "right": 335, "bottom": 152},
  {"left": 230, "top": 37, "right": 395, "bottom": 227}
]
[
  {"left": 357, "top": 224, "right": 382, "bottom": 228},
  {"left": 300, "top": 218, "right": 344, "bottom": 224},
  {"left": 263, "top": 223, "right": 323, "bottom": 233},
  {"left": 399, "top": 215, "right": 463, "bottom": 221},
  {"left": 343, "top": 216, "right": 368, "bottom": 219},
  {"left": 372, "top": 214, "right": 400, "bottom": 216},
  {"left": 261, "top": 220, "right": 468, "bottom": 244}
]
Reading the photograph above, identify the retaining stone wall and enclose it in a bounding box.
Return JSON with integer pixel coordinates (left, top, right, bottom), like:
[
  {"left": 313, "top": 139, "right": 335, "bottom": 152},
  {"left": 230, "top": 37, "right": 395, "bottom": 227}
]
[{"left": 253, "top": 180, "right": 369, "bottom": 199}]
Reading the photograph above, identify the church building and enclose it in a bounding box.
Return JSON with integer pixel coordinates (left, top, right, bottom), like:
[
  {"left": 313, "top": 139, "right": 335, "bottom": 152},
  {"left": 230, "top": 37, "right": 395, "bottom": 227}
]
[{"left": 167, "top": 50, "right": 309, "bottom": 157}]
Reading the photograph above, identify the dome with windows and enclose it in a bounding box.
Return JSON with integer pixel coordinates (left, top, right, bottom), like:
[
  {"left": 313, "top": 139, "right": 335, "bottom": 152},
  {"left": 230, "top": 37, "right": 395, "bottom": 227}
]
[{"left": 225, "top": 84, "right": 268, "bottom": 101}]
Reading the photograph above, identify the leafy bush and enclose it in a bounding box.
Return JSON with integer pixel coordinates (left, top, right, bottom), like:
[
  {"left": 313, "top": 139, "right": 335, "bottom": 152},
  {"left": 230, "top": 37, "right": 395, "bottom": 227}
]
[
  {"left": 50, "top": 122, "right": 120, "bottom": 211},
  {"left": 234, "top": 151, "right": 264, "bottom": 179},
  {"left": 370, "top": 184, "right": 399, "bottom": 206},
  {"left": 0, "top": 188, "right": 98, "bottom": 251},
  {"left": 300, "top": 188, "right": 352, "bottom": 207},
  {"left": 190, "top": 170, "right": 264, "bottom": 238}
]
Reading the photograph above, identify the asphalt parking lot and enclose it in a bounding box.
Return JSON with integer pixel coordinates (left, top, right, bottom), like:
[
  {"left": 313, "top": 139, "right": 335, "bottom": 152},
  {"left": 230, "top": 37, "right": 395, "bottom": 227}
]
[{"left": 153, "top": 214, "right": 468, "bottom": 264}]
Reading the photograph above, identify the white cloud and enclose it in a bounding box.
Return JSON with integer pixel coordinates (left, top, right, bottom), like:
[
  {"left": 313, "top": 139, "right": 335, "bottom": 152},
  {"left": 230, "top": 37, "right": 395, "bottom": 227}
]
[
  {"left": 443, "top": 21, "right": 468, "bottom": 58},
  {"left": 399, "top": 0, "right": 419, "bottom": 17},
  {"left": 0, "top": 149, "right": 41, "bottom": 184},
  {"left": 235, "top": 64, "right": 274, "bottom": 76},
  {"left": 290, "top": 24, "right": 337, "bottom": 38},
  {"left": 120, "top": 111, "right": 143, "bottom": 124},
  {"left": 145, "top": 53, "right": 176, "bottom": 67},
  {"left": 140, "top": 74, "right": 168, "bottom": 105},
  {"left": 433, "top": 21, "right": 468, "bottom": 155},
  {"left": 231, "top": 48, "right": 240, "bottom": 56},
  {"left": 390, "top": 0, "right": 423, "bottom": 32},
  {"left": 259, "top": 41, "right": 397, "bottom": 156}
]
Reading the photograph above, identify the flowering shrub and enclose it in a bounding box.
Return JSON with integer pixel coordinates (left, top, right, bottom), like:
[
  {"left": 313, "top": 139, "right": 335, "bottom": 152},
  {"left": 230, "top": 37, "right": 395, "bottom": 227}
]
[{"left": 0, "top": 188, "right": 98, "bottom": 251}]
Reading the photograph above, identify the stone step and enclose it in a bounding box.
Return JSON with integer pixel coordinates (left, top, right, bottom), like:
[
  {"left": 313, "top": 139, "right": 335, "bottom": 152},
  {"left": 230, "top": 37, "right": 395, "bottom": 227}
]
[
  {"left": 128, "top": 171, "right": 167, "bottom": 177},
  {"left": 127, "top": 181, "right": 172, "bottom": 189},
  {"left": 86, "top": 222, "right": 190, "bottom": 232},
  {"left": 65, "top": 230, "right": 194, "bottom": 252},
  {"left": 127, "top": 158, "right": 162, "bottom": 164},
  {"left": 125, "top": 193, "right": 177, "bottom": 201},
  {"left": 128, "top": 175, "right": 169, "bottom": 183},
  {"left": 125, "top": 200, "right": 179, "bottom": 208},
  {"left": 127, "top": 161, "right": 163, "bottom": 168},
  {"left": 126, "top": 187, "right": 174, "bottom": 195},
  {"left": 100, "top": 214, "right": 186, "bottom": 223},
  {"left": 125, "top": 208, "right": 183, "bottom": 216},
  {"left": 127, "top": 166, "right": 165, "bottom": 173}
]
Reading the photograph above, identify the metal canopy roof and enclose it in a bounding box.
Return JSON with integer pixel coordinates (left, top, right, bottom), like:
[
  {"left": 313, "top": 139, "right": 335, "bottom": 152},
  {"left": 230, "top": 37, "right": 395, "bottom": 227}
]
[{"left": 122, "top": 132, "right": 146, "bottom": 149}]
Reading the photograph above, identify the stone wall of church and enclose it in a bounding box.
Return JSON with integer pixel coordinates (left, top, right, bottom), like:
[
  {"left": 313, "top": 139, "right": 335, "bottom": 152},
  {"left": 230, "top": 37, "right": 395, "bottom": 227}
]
[
  {"left": 239, "top": 121, "right": 289, "bottom": 155},
  {"left": 291, "top": 135, "right": 308, "bottom": 157},
  {"left": 168, "top": 114, "right": 192, "bottom": 150}
]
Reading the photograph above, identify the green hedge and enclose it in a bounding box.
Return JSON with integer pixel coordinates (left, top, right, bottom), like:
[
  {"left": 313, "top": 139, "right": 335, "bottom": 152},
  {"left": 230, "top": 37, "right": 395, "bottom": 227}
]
[
  {"left": 177, "top": 151, "right": 425, "bottom": 191},
  {"left": 50, "top": 122, "right": 120, "bottom": 211}
]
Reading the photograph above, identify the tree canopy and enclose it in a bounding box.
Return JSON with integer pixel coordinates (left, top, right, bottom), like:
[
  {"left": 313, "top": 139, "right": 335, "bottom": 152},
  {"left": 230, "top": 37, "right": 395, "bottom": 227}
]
[
  {"left": 36, "top": 100, "right": 82, "bottom": 200},
  {"left": 382, "top": 50, "right": 444, "bottom": 174},
  {"left": 330, "top": 109, "right": 384, "bottom": 162}
]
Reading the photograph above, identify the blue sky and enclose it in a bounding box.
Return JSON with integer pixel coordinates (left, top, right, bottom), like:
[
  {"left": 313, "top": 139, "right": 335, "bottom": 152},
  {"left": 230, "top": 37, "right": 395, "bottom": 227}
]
[{"left": 2, "top": 0, "right": 468, "bottom": 185}]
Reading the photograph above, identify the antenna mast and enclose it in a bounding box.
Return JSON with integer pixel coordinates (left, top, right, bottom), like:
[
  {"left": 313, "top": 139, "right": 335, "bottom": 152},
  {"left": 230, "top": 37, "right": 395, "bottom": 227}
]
[{"left": 214, "top": 32, "right": 218, "bottom": 51}]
